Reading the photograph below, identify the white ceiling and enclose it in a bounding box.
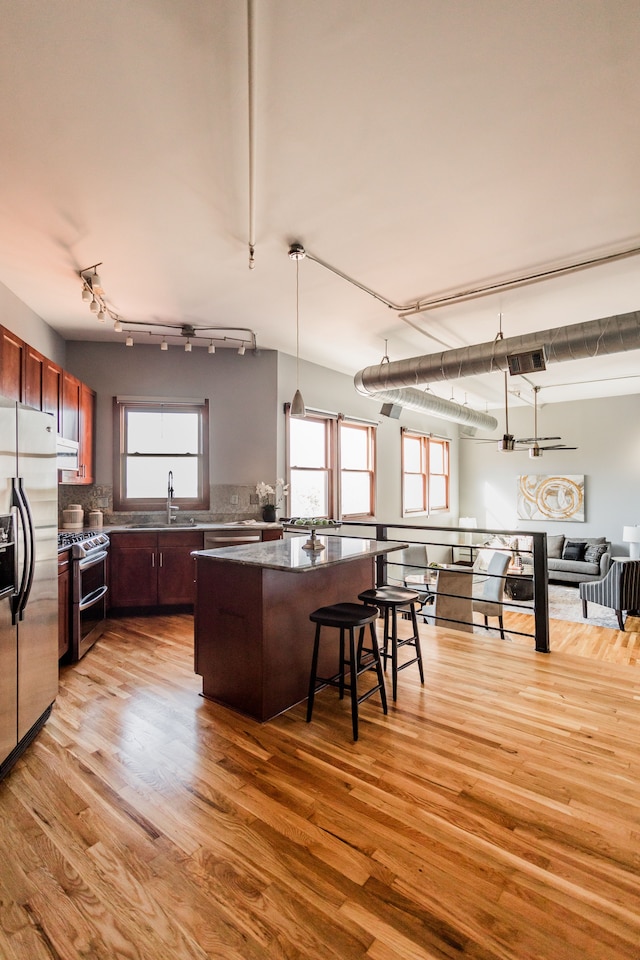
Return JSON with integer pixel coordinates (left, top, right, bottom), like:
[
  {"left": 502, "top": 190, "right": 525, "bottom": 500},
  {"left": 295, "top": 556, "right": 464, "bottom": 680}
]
[{"left": 1, "top": 0, "right": 640, "bottom": 413}]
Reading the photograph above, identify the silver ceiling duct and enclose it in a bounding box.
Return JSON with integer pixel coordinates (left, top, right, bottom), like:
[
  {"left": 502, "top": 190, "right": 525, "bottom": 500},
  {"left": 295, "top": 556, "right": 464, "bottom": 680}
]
[
  {"left": 375, "top": 385, "right": 498, "bottom": 431},
  {"left": 355, "top": 310, "right": 640, "bottom": 425}
]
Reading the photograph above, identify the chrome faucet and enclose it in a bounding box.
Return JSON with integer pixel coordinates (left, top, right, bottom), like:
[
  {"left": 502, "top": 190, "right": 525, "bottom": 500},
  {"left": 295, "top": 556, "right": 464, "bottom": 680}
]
[{"left": 167, "top": 470, "right": 179, "bottom": 523}]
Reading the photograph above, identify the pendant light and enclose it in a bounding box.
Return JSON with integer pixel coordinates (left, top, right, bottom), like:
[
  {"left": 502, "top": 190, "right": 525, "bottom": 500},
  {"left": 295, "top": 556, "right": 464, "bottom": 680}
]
[{"left": 289, "top": 243, "right": 306, "bottom": 417}]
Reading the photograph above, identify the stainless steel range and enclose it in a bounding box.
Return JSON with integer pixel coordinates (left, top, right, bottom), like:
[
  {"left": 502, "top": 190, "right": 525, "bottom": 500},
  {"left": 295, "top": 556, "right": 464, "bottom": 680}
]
[{"left": 58, "top": 530, "right": 110, "bottom": 661}]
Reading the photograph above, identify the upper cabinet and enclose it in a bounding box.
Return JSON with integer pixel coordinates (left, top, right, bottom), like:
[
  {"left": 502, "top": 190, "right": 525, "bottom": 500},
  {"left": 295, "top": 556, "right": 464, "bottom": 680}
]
[
  {"left": 61, "top": 372, "right": 95, "bottom": 485},
  {"left": 0, "top": 325, "right": 95, "bottom": 485},
  {"left": 0, "top": 326, "right": 26, "bottom": 401}
]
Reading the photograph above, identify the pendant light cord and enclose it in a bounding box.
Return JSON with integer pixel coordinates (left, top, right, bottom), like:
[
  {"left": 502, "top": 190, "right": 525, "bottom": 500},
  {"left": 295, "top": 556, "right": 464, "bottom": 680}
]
[{"left": 296, "top": 256, "right": 300, "bottom": 387}]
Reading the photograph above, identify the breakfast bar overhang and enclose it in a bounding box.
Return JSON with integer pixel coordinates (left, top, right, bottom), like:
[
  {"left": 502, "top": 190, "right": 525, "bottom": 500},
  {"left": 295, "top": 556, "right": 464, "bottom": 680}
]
[{"left": 193, "top": 536, "right": 407, "bottom": 722}]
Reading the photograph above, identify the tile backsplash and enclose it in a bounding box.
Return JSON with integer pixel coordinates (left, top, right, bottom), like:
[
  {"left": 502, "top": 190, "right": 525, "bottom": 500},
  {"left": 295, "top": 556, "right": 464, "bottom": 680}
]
[{"left": 58, "top": 484, "right": 264, "bottom": 526}]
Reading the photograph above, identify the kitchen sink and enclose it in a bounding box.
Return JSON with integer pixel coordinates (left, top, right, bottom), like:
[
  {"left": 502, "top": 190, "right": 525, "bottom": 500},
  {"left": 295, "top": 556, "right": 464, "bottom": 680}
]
[{"left": 126, "top": 521, "right": 202, "bottom": 529}]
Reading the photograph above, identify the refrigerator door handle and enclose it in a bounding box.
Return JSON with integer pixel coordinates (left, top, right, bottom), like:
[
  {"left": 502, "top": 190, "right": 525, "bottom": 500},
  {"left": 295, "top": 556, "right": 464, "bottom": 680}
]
[{"left": 11, "top": 478, "right": 35, "bottom": 623}]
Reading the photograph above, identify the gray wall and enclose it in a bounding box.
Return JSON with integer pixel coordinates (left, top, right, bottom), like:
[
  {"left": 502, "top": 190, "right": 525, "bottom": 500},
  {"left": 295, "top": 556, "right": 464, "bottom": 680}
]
[
  {"left": 459, "top": 392, "right": 640, "bottom": 555},
  {"left": 66, "top": 340, "right": 461, "bottom": 526},
  {"left": 0, "top": 280, "right": 65, "bottom": 365},
  {"left": 66, "top": 341, "right": 279, "bottom": 486}
]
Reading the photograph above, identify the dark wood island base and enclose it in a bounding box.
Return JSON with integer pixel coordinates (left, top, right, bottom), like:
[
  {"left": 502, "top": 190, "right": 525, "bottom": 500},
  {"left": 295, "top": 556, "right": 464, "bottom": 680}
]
[{"left": 194, "top": 536, "right": 406, "bottom": 722}]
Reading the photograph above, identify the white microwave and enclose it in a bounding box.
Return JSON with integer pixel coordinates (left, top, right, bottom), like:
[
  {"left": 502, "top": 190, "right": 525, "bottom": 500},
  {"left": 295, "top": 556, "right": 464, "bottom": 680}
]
[{"left": 56, "top": 436, "right": 80, "bottom": 472}]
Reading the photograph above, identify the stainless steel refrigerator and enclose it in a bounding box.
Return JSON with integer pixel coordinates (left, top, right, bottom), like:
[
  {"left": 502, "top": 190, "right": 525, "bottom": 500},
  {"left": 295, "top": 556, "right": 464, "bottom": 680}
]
[{"left": 0, "top": 398, "right": 58, "bottom": 779}]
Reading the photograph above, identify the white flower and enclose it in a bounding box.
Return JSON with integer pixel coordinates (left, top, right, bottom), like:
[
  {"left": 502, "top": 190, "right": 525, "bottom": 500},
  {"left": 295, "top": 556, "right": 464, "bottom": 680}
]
[{"left": 256, "top": 479, "right": 289, "bottom": 507}]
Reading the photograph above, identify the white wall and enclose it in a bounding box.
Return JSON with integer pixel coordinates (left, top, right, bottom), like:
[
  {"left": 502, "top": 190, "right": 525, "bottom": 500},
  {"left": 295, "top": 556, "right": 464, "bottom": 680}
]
[
  {"left": 459, "top": 392, "right": 640, "bottom": 555},
  {"left": 0, "top": 281, "right": 65, "bottom": 365}
]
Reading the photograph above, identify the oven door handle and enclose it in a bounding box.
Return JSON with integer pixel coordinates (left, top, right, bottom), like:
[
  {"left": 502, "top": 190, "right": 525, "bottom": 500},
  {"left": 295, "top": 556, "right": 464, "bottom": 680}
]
[
  {"left": 78, "top": 550, "right": 109, "bottom": 572},
  {"left": 79, "top": 584, "right": 108, "bottom": 612}
]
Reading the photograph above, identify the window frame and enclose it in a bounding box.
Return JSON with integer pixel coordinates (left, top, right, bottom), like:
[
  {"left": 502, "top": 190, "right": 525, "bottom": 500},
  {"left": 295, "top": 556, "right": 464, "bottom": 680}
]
[
  {"left": 285, "top": 406, "right": 377, "bottom": 520},
  {"left": 112, "top": 397, "right": 210, "bottom": 512},
  {"left": 338, "top": 419, "right": 376, "bottom": 520},
  {"left": 401, "top": 428, "right": 450, "bottom": 517}
]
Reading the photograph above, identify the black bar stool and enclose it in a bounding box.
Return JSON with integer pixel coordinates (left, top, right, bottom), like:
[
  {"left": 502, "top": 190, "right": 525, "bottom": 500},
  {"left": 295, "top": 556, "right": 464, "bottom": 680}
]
[
  {"left": 357, "top": 586, "right": 424, "bottom": 701},
  {"left": 307, "top": 602, "right": 387, "bottom": 741}
]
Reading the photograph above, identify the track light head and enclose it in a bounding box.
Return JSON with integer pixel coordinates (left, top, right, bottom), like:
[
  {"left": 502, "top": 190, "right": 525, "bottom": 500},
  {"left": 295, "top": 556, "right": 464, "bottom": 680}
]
[
  {"left": 160, "top": 339, "right": 168, "bottom": 351},
  {"left": 89, "top": 298, "right": 99, "bottom": 314},
  {"left": 125, "top": 335, "right": 134, "bottom": 347},
  {"left": 238, "top": 343, "right": 246, "bottom": 355},
  {"left": 97, "top": 308, "right": 105, "bottom": 322},
  {"left": 208, "top": 341, "right": 215, "bottom": 354},
  {"left": 113, "top": 318, "right": 122, "bottom": 332},
  {"left": 82, "top": 286, "right": 92, "bottom": 302},
  {"left": 185, "top": 339, "right": 192, "bottom": 352}
]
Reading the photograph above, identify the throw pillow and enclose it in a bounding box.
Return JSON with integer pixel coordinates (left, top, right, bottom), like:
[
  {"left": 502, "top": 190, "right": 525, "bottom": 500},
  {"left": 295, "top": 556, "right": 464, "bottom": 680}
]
[
  {"left": 584, "top": 543, "right": 607, "bottom": 564},
  {"left": 562, "top": 541, "right": 586, "bottom": 561},
  {"left": 546, "top": 535, "right": 565, "bottom": 559}
]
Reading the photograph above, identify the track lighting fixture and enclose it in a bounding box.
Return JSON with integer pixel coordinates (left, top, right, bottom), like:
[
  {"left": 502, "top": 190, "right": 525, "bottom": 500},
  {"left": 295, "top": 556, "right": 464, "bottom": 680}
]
[{"left": 79, "top": 263, "right": 258, "bottom": 353}]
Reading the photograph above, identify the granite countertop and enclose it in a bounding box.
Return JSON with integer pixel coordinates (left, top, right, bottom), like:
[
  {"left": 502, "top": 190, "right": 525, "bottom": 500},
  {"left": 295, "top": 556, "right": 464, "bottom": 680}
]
[
  {"left": 65, "top": 521, "right": 284, "bottom": 533},
  {"left": 193, "top": 535, "right": 409, "bottom": 573}
]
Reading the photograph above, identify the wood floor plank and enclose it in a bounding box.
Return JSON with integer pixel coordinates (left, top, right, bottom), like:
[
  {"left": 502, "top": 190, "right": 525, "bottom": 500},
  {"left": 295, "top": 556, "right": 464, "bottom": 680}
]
[{"left": 0, "top": 612, "right": 638, "bottom": 958}]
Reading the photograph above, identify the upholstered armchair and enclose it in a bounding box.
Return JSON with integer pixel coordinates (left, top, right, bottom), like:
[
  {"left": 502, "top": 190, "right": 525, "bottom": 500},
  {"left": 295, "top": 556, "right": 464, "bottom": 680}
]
[{"left": 579, "top": 559, "right": 640, "bottom": 630}]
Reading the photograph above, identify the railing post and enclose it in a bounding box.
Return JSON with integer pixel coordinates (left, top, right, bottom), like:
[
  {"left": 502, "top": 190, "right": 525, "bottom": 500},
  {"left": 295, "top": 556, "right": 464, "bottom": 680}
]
[
  {"left": 375, "top": 523, "right": 388, "bottom": 586},
  {"left": 532, "top": 532, "right": 550, "bottom": 653}
]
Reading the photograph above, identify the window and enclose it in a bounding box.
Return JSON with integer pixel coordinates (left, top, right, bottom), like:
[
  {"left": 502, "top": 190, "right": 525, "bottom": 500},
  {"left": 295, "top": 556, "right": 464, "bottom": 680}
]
[
  {"left": 402, "top": 429, "right": 449, "bottom": 515},
  {"left": 287, "top": 409, "right": 376, "bottom": 519},
  {"left": 113, "top": 398, "right": 209, "bottom": 511},
  {"left": 339, "top": 422, "right": 375, "bottom": 518}
]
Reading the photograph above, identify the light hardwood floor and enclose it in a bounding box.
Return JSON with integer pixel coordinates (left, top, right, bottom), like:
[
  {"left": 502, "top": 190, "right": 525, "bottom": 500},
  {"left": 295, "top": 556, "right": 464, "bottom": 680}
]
[{"left": 0, "top": 612, "right": 639, "bottom": 960}]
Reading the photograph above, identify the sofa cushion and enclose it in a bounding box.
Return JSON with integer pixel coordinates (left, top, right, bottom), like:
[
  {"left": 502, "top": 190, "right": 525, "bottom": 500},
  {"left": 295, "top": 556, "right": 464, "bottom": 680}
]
[
  {"left": 546, "top": 535, "right": 565, "bottom": 559},
  {"left": 584, "top": 543, "right": 608, "bottom": 564},
  {"left": 547, "top": 557, "right": 600, "bottom": 575},
  {"left": 562, "top": 541, "right": 586, "bottom": 561}
]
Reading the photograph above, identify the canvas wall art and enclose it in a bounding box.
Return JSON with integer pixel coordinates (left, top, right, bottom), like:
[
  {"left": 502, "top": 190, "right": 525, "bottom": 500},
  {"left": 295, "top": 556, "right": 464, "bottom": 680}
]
[{"left": 517, "top": 474, "right": 585, "bottom": 522}]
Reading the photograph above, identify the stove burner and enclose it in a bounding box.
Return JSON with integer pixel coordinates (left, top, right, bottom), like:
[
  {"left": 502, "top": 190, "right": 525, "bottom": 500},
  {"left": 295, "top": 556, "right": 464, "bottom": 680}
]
[
  {"left": 58, "top": 530, "right": 110, "bottom": 558},
  {"left": 58, "top": 530, "right": 96, "bottom": 547}
]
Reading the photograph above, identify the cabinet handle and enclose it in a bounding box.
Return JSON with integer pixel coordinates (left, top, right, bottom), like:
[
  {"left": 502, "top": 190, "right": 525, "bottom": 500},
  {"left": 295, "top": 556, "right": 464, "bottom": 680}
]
[
  {"left": 159, "top": 552, "right": 163, "bottom": 567},
  {"left": 151, "top": 553, "right": 155, "bottom": 567}
]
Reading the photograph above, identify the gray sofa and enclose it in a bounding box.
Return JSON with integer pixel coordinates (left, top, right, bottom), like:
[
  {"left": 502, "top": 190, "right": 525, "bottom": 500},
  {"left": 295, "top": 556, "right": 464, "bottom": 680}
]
[{"left": 521, "top": 534, "right": 611, "bottom": 584}]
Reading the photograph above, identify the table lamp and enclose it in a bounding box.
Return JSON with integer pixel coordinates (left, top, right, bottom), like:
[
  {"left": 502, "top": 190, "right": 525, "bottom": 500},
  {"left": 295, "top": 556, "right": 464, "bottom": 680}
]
[{"left": 623, "top": 525, "right": 640, "bottom": 560}]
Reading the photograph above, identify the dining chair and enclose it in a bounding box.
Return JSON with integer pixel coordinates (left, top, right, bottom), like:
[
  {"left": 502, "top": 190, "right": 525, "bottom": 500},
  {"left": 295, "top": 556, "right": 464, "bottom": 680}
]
[
  {"left": 423, "top": 567, "right": 474, "bottom": 633},
  {"left": 472, "top": 551, "right": 511, "bottom": 639}
]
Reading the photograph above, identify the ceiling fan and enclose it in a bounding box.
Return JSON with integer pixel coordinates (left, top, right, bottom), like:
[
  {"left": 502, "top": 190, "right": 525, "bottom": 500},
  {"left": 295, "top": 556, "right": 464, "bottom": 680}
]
[
  {"left": 465, "top": 378, "right": 577, "bottom": 456},
  {"left": 516, "top": 385, "right": 577, "bottom": 457}
]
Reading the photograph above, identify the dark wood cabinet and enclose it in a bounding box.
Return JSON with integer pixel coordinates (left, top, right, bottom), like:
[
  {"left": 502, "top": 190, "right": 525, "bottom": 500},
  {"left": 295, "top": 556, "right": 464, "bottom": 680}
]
[
  {"left": 43, "top": 359, "right": 63, "bottom": 433},
  {"left": 24, "top": 344, "right": 46, "bottom": 411},
  {"left": 0, "top": 326, "right": 25, "bottom": 401},
  {"left": 61, "top": 372, "right": 95, "bottom": 484},
  {"left": 158, "top": 531, "right": 202, "bottom": 604},
  {"left": 58, "top": 552, "right": 71, "bottom": 660},
  {"left": 109, "top": 530, "right": 204, "bottom": 609}
]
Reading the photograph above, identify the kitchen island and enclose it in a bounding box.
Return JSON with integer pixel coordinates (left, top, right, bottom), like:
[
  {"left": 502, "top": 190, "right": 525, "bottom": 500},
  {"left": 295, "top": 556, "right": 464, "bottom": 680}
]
[{"left": 193, "top": 536, "right": 407, "bottom": 721}]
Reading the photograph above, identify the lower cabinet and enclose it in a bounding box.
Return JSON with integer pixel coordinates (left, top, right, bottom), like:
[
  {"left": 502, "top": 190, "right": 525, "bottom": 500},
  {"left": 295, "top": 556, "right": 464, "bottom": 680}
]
[
  {"left": 109, "top": 530, "right": 204, "bottom": 609},
  {"left": 58, "top": 551, "right": 71, "bottom": 659}
]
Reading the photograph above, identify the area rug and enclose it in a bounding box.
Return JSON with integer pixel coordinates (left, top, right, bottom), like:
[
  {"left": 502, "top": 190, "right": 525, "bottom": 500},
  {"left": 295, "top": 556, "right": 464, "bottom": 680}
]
[{"left": 541, "top": 583, "right": 622, "bottom": 630}]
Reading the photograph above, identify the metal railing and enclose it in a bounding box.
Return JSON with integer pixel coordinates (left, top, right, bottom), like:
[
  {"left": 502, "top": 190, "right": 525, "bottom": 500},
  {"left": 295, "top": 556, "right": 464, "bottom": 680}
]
[{"left": 325, "top": 521, "right": 550, "bottom": 653}]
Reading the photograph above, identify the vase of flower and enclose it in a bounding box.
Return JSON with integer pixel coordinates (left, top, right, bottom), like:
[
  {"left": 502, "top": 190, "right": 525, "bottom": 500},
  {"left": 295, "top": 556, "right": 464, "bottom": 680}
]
[{"left": 256, "top": 478, "right": 289, "bottom": 523}]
